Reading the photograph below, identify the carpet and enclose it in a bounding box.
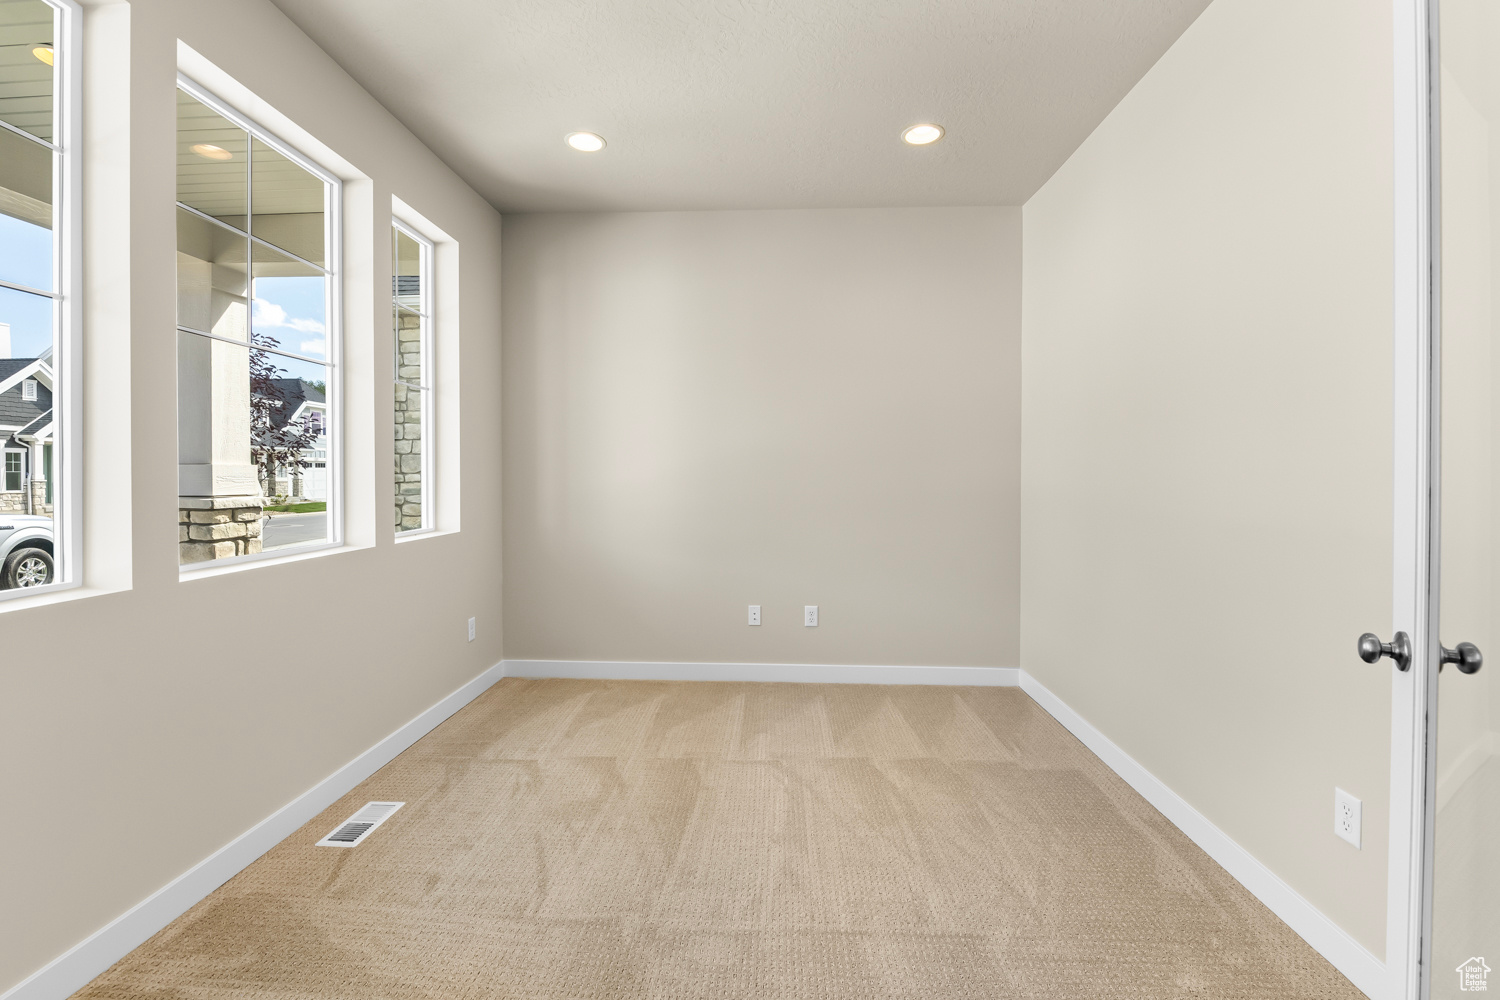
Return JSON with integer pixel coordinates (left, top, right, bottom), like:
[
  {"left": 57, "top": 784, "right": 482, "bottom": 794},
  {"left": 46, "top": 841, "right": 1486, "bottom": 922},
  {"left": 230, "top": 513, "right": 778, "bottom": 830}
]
[{"left": 73, "top": 678, "right": 1364, "bottom": 999}]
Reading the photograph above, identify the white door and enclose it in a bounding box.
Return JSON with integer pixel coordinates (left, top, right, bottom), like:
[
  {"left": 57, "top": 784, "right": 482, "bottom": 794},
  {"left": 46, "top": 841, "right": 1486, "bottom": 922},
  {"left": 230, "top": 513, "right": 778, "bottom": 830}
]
[
  {"left": 1391, "top": 1, "right": 1500, "bottom": 997},
  {"left": 1430, "top": 1, "right": 1500, "bottom": 996}
]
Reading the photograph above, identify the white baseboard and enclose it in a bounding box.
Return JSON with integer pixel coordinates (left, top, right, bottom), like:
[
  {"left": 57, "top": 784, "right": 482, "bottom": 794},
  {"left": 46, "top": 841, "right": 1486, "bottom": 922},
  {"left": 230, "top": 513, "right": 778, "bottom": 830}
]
[
  {"left": 2, "top": 661, "right": 507, "bottom": 1000},
  {"left": 1018, "top": 671, "right": 1385, "bottom": 1000},
  {"left": 503, "top": 659, "right": 1021, "bottom": 686}
]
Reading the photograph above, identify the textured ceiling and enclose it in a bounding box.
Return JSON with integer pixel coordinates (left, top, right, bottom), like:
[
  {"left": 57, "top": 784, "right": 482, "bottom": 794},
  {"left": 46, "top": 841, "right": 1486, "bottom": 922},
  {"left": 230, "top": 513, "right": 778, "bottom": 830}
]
[{"left": 270, "top": 0, "right": 1212, "bottom": 213}]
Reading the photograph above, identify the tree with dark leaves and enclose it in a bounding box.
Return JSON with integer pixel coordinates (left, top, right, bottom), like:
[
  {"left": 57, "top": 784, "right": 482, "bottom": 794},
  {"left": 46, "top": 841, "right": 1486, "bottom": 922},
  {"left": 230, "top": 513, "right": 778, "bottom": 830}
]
[{"left": 250, "top": 332, "right": 321, "bottom": 499}]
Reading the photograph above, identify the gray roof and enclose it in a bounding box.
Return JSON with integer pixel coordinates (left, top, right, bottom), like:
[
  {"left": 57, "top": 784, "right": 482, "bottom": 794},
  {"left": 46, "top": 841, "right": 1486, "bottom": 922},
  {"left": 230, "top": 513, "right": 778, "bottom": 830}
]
[
  {"left": 394, "top": 275, "right": 422, "bottom": 311},
  {"left": 267, "top": 378, "right": 325, "bottom": 430},
  {"left": 0, "top": 360, "right": 52, "bottom": 431},
  {"left": 15, "top": 409, "right": 52, "bottom": 438}
]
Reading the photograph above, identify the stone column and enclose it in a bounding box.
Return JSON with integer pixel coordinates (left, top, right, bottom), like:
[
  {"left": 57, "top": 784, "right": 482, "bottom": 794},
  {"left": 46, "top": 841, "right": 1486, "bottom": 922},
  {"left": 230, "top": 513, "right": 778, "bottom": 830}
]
[
  {"left": 177, "top": 253, "right": 264, "bottom": 563},
  {"left": 179, "top": 496, "right": 265, "bottom": 563},
  {"left": 26, "top": 438, "right": 46, "bottom": 515}
]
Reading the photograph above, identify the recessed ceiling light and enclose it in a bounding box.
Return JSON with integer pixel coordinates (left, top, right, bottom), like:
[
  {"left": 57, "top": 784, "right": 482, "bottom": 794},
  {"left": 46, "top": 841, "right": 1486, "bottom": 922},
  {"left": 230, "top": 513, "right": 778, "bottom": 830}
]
[
  {"left": 566, "top": 131, "right": 606, "bottom": 152},
  {"left": 31, "top": 43, "right": 53, "bottom": 66},
  {"left": 191, "top": 143, "right": 233, "bottom": 161},
  {"left": 902, "top": 123, "right": 944, "bottom": 146}
]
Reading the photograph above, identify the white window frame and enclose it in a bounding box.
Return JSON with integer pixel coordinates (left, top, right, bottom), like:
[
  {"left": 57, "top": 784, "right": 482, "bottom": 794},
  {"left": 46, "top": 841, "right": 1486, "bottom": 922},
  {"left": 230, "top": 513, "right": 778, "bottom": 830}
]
[
  {"left": 392, "top": 218, "right": 433, "bottom": 537},
  {"left": 3, "top": 450, "right": 23, "bottom": 493},
  {"left": 175, "top": 73, "right": 344, "bottom": 574},
  {"left": 0, "top": 0, "right": 81, "bottom": 604}
]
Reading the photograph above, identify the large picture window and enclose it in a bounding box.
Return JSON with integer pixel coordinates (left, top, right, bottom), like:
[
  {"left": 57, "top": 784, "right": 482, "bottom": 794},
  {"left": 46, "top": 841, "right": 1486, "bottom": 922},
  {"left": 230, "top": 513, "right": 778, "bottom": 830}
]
[
  {"left": 392, "top": 221, "right": 431, "bottom": 534},
  {"left": 176, "top": 78, "right": 339, "bottom": 566},
  {"left": 0, "top": 0, "right": 73, "bottom": 593}
]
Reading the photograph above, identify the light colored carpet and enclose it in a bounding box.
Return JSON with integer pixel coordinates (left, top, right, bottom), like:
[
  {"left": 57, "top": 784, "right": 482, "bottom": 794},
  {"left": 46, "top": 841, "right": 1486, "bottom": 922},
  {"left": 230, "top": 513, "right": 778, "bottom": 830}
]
[{"left": 74, "top": 679, "right": 1363, "bottom": 999}]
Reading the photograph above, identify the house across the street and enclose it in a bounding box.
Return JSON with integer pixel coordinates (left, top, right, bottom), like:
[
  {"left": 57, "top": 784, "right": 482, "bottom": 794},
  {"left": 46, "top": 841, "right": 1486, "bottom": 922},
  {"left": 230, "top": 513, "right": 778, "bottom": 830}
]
[
  {"left": 0, "top": 353, "right": 54, "bottom": 516},
  {"left": 263, "top": 377, "right": 328, "bottom": 501}
]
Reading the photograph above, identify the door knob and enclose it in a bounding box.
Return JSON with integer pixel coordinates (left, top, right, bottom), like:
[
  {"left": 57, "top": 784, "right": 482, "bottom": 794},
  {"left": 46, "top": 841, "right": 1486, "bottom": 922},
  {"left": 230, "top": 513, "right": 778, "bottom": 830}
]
[
  {"left": 1440, "top": 641, "right": 1483, "bottom": 674},
  {"left": 1358, "top": 631, "right": 1412, "bottom": 671}
]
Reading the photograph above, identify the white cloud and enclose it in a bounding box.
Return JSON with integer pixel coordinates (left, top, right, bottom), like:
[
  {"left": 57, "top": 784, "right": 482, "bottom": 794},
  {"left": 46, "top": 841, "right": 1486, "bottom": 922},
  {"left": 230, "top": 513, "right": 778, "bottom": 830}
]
[
  {"left": 251, "top": 298, "right": 287, "bottom": 327},
  {"left": 253, "top": 297, "right": 326, "bottom": 336},
  {"left": 299, "top": 340, "right": 325, "bottom": 357}
]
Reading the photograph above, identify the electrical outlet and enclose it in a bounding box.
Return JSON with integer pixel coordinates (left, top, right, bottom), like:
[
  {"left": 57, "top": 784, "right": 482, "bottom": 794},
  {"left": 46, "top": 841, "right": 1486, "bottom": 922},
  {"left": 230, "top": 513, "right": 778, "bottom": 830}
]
[
  {"left": 467, "top": 617, "right": 476, "bottom": 643},
  {"left": 1334, "top": 788, "right": 1361, "bottom": 848},
  {"left": 804, "top": 605, "right": 818, "bottom": 627},
  {"left": 748, "top": 605, "right": 761, "bottom": 626}
]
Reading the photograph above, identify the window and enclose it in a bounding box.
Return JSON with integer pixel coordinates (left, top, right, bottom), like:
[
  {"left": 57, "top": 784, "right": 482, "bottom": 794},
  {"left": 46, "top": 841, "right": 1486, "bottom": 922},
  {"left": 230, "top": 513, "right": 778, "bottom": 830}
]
[
  {"left": 0, "top": 0, "right": 73, "bottom": 592},
  {"left": 392, "top": 221, "right": 431, "bottom": 533},
  {"left": 176, "top": 78, "right": 339, "bottom": 567}
]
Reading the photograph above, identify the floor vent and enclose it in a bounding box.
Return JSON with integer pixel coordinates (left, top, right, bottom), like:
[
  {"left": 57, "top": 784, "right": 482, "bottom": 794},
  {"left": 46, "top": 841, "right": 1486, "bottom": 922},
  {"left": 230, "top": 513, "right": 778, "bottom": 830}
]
[{"left": 316, "top": 801, "right": 404, "bottom": 848}]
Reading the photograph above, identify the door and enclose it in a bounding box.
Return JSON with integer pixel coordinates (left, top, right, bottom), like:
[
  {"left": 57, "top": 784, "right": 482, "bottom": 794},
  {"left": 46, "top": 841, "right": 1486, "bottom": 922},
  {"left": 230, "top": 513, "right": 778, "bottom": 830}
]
[{"left": 1430, "top": 1, "right": 1500, "bottom": 995}]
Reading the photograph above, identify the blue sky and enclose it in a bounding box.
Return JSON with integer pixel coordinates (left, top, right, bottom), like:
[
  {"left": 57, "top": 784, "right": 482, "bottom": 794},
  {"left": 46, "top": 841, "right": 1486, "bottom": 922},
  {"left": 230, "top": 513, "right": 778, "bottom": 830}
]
[
  {"left": 0, "top": 213, "right": 54, "bottom": 359},
  {"left": 1, "top": 210, "right": 331, "bottom": 372},
  {"left": 252, "top": 274, "right": 327, "bottom": 362},
  {"left": 3, "top": 204, "right": 326, "bottom": 535},
  {"left": 252, "top": 275, "right": 328, "bottom": 385},
  {"left": 257, "top": 343, "right": 327, "bottom": 385}
]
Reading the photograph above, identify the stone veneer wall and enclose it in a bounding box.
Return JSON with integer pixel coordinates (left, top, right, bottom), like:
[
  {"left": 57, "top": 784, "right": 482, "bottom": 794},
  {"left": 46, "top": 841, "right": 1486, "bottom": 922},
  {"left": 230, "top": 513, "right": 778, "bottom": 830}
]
[
  {"left": 394, "top": 367, "right": 424, "bottom": 531},
  {"left": 0, "top": 487, "right": 51, "bottom": 515},
  {"left": 179, "top": 496, "right": 265, "bottom": 564},
  {"left": 393, "top": 269, "right": 426, "bottom": 532}
]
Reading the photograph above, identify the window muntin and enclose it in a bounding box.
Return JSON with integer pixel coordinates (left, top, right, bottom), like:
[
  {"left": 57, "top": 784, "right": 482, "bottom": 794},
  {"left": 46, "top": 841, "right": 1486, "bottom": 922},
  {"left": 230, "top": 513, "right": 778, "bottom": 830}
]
[
  {"left": 392, "top": 221, "right": 431, "bottom": 534},
  {"left": 0, "top": 0, "right": 71, "bottom": 595},
  {"left": 176, "top": 80, "right": 338, "bottom": 567}
]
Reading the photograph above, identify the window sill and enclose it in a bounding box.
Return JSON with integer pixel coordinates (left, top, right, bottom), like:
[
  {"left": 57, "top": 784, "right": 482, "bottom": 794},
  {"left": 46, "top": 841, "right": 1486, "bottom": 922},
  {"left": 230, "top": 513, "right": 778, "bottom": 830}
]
[
  {"left": 0, "top": 579, "right": 128, "bottom": 614},
  {"left": 178, "top": 539, "right": 356, "bottom": 581},
  {"left": 394, "top": 526, "right": 457, "bottom": 544}
]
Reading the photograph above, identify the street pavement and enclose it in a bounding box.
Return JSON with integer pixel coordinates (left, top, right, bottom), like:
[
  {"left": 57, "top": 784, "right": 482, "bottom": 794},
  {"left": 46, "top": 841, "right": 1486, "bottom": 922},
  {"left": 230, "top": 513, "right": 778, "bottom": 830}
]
[{"left": 263, "top": 511, "right": 328, "bottom": 549}]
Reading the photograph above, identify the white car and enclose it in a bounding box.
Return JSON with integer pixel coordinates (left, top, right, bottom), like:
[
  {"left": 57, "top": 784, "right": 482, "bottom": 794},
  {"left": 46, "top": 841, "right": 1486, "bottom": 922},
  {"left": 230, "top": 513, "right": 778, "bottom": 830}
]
[{"left": 0, "top": 515, "right": 54, "bottom": 589}]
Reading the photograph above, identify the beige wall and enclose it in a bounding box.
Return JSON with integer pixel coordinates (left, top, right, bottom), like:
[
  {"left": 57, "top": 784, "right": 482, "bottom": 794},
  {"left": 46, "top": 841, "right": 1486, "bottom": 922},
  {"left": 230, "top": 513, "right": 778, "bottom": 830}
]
[
  {"left": 502, "top": 208, "right": 1020, "bottom": 668},
  {"left": 1021, "top": 0, "right": 1393, "bottom": 956},
  {"left": 0, "top": 1, "right": 504, "bottom": 992}
]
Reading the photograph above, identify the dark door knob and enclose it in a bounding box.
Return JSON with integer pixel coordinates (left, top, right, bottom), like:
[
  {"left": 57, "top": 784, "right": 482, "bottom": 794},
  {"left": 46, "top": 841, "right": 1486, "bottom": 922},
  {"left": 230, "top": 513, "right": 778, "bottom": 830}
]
[
  {"left": 1441, "top": 642, "right": 1483, "bottom": 674},
  {"left": 1358, "top": 631, "right": 1412, "bottom": 671}
]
